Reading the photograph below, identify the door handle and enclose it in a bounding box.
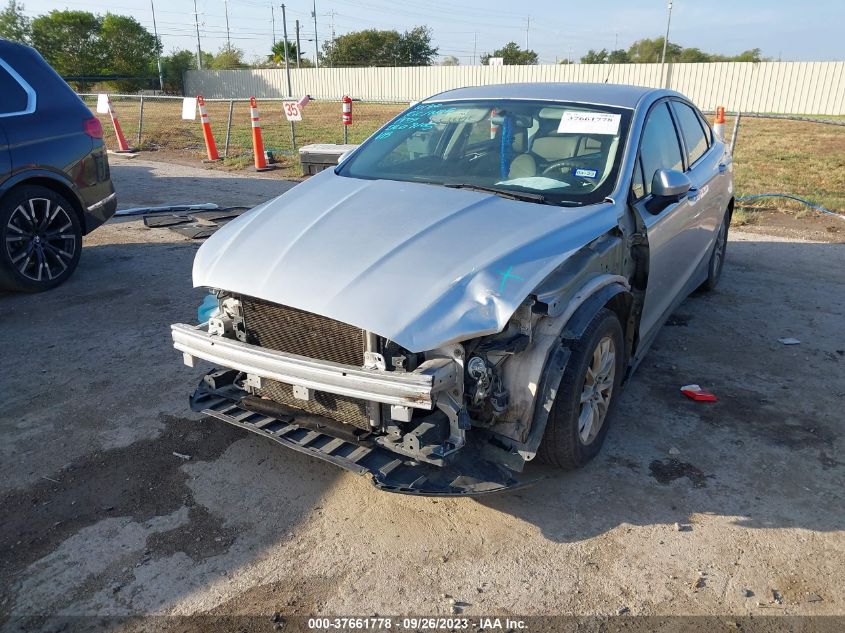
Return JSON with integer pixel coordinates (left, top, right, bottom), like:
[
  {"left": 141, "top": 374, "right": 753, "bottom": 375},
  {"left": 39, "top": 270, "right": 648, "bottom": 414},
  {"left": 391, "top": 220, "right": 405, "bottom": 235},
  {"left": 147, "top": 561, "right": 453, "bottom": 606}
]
[
  {"left": 687, "top": 187, "right": 699, "bottom": 200},
  {"left": 718, "top": 163, "right": 727, "bottom": 174}
]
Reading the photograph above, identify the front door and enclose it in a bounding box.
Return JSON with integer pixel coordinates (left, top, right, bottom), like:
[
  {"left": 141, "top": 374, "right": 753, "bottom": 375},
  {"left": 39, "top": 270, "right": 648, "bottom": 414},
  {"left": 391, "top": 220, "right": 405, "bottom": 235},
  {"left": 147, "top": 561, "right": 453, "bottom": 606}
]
[{"left": 631, "top": 101, "right": 701, "bottom": 341}]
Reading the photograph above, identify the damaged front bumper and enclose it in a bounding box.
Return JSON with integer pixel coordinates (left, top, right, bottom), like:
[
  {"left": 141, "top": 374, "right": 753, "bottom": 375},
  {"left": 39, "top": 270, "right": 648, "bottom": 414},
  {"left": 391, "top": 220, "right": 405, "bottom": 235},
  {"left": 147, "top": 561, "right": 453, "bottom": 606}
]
[
  {"left": 171, "top": 323, "right": 457, "bottom": 410},
  {"left": 171, "top": 323, "right": 532, "bottom": 495}
]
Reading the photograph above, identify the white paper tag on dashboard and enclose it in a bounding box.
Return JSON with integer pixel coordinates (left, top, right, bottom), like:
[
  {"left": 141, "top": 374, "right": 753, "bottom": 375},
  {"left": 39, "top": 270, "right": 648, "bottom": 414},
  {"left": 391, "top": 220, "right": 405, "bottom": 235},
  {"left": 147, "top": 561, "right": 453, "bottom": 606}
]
[{"left": 558, "top": 111, "right": 621, "bottom": 135}]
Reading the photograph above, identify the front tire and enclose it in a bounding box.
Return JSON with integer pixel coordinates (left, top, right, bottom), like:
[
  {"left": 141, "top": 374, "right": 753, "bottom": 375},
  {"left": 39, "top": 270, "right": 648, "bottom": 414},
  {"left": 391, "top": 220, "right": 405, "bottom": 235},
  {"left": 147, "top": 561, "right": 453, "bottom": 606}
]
[
  {"left": 0, "top": 186, "right": 82, "bottom": 292},
  {"left": 537, "top": 308, "right": 624, "bottom": 469}
]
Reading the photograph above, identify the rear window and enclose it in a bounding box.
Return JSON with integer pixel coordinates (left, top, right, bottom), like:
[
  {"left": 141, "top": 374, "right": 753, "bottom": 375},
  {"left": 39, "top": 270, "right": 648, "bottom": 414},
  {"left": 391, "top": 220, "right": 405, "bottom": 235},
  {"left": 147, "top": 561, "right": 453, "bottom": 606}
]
[{"left": 0, "top": 61, "right": 29, "bottom": 114}]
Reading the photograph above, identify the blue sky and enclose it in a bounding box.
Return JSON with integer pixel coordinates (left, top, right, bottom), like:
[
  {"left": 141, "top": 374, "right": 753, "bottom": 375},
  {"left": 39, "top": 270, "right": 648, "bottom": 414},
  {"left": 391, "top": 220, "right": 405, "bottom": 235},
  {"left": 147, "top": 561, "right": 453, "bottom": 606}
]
[{"left": 20, "top": 0, "right": 845, "bottom": 64}]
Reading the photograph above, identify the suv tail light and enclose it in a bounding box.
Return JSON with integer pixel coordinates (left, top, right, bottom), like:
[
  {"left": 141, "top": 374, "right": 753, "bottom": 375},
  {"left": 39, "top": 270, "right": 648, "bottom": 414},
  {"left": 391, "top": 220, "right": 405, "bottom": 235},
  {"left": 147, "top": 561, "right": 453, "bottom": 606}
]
[{"left": 83, "top": 116, "right": 103, "bottom": 139}]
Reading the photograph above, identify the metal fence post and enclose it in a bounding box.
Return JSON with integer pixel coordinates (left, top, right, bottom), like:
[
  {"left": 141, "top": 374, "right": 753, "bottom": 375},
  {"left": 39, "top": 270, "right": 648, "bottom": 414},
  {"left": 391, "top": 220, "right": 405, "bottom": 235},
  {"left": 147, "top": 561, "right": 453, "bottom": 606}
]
[
  {"left": 137, "top": 96, "right": 145, "bottom": 147},
  {"left": 224, "top": 99, "right": 234, "bottom": 158}
]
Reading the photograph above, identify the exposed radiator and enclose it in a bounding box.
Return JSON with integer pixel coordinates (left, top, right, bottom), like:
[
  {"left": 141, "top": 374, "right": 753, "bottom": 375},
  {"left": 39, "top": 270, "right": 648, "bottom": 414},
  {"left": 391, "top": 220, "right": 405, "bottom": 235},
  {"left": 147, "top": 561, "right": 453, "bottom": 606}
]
[
  {"left": 242, "top": 296, "right": 365, "bottom": 365},
  {"left": 240, "top": 296, "right": 371, "bottom": 429}
]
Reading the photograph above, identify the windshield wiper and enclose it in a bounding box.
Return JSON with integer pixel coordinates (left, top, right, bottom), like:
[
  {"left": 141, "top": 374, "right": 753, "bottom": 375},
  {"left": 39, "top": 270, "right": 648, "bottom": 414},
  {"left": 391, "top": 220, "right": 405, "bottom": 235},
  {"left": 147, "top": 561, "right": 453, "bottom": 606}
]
[{"left": 444, "top": 183, "right": 550, "bottom": 204}]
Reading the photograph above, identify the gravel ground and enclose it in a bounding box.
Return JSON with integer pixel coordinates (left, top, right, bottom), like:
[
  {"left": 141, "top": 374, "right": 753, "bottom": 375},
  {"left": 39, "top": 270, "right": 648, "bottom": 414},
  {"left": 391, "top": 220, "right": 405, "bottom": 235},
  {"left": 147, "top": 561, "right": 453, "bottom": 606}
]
[{"left": 1, "top": 158, "right": 843, "bottom": 632}]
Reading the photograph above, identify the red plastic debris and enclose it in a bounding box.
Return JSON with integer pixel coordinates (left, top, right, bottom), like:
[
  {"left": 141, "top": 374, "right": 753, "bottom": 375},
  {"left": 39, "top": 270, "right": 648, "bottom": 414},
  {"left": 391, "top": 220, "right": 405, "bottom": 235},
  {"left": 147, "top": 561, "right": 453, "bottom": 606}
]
[{"left": 680, "top": 384, "right": 718, "bottom": 402}]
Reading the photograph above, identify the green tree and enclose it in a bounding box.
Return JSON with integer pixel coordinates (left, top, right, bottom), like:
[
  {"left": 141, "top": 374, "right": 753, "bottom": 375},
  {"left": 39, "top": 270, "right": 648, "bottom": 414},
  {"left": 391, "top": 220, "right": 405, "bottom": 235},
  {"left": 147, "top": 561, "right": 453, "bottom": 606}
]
[
  {"left": 321, "top": 26, "right": 437, "bottom": 67},
  {"left": 627, "top": 37, "right": 682, "bottom": 63},
  {"left": 31, "top": 10, "right": 103, "bottom": 87},
  {"left": 607, "top": 48, "right": 630, "bottom": 64},
  {"left": 678, "top": 47, "right": 711, "bottom": 63},
  {"left": 0, "top": 0, "right": 30, "bottom": 43},
  {"left": 440, "top": 55, "right": 459, "bottom": 66},
  {"left": 269, "top": 40, "right": 300, "bottom": 65},
  {"left": 161, "top": 49, "right": 195, "bottom": 93},
  {"left": 481, "top": 42, "right": 537, "bottom": 65},
  {"left": 732, "top": 48, "right": 763, "bottom": 62},
  {"left": 321, "top": 29, "right": 399, "bottom": 66},
  {"left": 395, "top": 26, "right": 437, "bottom": 66},
  {"left": 580, "top": 48, "right": 609, "bottom": 64},
  {"left": 210, "top": 43, "right": 246, "bottom": 69},
  {"left": 99, "top": 13, "right": 159, "bottom": 91}
]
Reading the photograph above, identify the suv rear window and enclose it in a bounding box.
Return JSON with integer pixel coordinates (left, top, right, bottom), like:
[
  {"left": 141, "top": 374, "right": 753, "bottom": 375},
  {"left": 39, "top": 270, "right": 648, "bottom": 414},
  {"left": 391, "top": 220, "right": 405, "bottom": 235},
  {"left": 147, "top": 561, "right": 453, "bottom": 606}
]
[{"left": 0, "top": 62, "right": 29, "bottom": 114}]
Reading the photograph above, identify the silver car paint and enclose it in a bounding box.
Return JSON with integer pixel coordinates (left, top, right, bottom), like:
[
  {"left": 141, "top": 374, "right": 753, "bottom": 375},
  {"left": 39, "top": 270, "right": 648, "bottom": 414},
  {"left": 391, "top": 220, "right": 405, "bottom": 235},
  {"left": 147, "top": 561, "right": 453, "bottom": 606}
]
[
  {"left": 192, "top": 84, "right": 731, "bottom": 355},
  {"left": 193, "top": 166, "right": 620, "bottom": 352}
]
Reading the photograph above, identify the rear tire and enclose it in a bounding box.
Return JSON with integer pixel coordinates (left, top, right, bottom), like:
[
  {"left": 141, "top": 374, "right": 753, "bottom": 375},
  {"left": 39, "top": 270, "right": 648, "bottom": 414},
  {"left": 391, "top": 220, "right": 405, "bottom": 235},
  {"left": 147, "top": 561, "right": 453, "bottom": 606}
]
[
  {"left": 0, "top": 186, "right": 82, "bottom": 292},
  {"left": 537, "top": 308, "right": 624, "bottom": 469},
  {"left": 699, "top": 209, "right": 729, "bottom": 292}
]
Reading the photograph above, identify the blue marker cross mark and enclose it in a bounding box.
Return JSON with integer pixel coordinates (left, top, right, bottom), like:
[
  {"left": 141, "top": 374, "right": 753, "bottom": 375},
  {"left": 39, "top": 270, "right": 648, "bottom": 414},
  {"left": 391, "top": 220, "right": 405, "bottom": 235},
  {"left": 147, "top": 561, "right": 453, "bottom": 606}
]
[{"left": 497, "top": 265, "right": 524, "bottom": 292}]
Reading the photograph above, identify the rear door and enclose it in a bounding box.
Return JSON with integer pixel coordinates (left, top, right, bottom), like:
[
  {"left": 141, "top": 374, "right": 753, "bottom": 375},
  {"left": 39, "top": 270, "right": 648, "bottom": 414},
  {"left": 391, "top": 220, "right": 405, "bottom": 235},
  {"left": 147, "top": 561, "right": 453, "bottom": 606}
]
[
  {"left": 669, "top": 99, "right": 726, "bottom": 257},
  {"left": 631, "top": 101, "right": 699, "bottom": 341}
]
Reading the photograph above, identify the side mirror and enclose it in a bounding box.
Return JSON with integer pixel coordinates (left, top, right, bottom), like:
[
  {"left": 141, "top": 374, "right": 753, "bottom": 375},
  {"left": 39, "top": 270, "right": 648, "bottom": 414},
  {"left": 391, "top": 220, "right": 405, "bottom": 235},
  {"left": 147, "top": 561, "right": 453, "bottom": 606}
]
[{"left": 647, "top": 168, "right": 691, "bottom": 213}]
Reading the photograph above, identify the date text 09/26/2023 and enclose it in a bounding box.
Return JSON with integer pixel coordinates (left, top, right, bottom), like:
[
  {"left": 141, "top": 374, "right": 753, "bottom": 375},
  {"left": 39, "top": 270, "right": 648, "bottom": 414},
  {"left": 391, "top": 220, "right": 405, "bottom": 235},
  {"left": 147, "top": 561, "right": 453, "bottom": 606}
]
[{"left": 307, "top": 617, "right": 527, "bottom": 630}]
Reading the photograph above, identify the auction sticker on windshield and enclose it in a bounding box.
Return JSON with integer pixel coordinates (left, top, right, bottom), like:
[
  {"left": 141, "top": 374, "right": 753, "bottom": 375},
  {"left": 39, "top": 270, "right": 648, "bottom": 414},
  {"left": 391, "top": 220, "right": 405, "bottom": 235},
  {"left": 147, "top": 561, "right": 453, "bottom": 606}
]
[{"left": 558, "top": 111, "right": 621, "bottom": 135}]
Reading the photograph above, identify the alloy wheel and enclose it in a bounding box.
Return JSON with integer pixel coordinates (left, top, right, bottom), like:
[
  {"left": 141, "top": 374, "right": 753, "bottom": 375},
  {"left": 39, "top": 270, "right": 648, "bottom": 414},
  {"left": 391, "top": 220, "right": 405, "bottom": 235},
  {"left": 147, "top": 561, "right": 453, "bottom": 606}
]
[
  {"left": 4, "top": 198, "right": 77, "bottom": 282},
  {"left": 578, "top": 335, "right": 616, "bottom": 445}
]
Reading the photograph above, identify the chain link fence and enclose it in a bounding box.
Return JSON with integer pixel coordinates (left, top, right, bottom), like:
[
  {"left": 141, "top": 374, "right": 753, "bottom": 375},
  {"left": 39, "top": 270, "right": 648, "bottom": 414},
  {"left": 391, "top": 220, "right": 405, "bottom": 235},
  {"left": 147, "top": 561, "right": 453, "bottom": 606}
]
[{"left": 79, "top": 94, "right": 406, "bottom": 174}]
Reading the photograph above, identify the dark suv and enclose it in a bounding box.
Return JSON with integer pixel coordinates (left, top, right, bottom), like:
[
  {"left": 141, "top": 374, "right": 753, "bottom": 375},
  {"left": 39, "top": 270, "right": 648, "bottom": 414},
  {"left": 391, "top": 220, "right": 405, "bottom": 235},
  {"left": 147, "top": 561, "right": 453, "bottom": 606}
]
[{"left": 0, "top": 39, "right": 116, "bottom": 292}]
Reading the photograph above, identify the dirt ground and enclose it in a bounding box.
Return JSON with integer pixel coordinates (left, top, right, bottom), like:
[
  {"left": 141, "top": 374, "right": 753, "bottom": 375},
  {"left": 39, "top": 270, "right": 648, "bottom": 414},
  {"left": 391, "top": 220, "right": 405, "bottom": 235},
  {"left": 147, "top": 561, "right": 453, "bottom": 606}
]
[{"left": 1, "top": 157, "right": 843, "bottom": 632}]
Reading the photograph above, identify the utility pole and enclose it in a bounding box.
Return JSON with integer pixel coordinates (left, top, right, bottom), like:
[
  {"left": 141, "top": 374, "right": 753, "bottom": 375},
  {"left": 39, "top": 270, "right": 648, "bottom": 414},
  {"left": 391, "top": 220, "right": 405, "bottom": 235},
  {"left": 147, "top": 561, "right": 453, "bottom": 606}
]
[
  {"left": 472, "top": 31, "right": 477, "bottom": 65},
  {"left": 328, "top": 9, "right": 336, "bottom": 67},
  {"left": 525, "top": 16, "right": 530, "bottom": 50},
  {"left": 281, "top": 4, "right": 292, "bottom": 96},
  {"left": 192, "top": 0, "right": 203, "bottom": 70},
  {"left": 223, "top": 0, "right": 231, "bottom": 48},
  {"left": 271, "top": 5, "right": 276, "bottom": 46},
  {"left": 312, "top": 0, "right": 319, "bottom": 69},
  {"left": 660, "top": 0, "right": 674, "bottom": 85},
  {"left": 295, "top": 19, "right": 301, "bottom": 68},
  {"left": 150, "top": 0, "right": 164, "bottom": 90}
]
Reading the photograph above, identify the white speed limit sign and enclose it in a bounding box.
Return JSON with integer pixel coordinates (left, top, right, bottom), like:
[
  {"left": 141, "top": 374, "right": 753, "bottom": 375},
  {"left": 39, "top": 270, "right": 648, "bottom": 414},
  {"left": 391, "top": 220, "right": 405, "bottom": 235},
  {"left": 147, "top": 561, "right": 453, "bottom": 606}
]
[{"left": 282, "top": 101, "right": 302, "bottom": 122}]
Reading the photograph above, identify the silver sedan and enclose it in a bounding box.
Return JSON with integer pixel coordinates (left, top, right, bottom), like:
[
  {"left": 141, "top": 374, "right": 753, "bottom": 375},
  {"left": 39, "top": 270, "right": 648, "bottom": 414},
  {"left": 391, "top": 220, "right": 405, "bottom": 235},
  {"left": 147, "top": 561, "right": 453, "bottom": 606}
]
[{"left": 172, "top": 83, "right": 733, "bottom": 495}]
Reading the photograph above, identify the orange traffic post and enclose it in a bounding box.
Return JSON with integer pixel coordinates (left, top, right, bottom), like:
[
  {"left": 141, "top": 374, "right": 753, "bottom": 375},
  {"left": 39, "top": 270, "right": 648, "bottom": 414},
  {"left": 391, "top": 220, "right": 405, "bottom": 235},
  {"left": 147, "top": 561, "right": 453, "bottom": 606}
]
[
  {"left": 342, "top": 95, "right": 352, "bottom": 144},
  {"left": 197, "top": 95, "right": 220, "bottom": 161},
  {"left": 249, "top": 96, "right": 274, "bottom": 171},
  {"left": 106, "top": 97, "right": 132, "bottom": 153},
  {"left": 714, "top": 106, "right": 726, "bottom": 141}
]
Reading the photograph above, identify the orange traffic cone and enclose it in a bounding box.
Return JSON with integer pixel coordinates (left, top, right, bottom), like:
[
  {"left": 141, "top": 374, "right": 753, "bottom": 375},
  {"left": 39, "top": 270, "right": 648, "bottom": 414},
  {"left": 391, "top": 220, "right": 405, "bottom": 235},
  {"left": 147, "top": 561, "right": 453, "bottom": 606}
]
[
  {"left": 197, "top": 95, "right": 220, "bottom": 161},
  {"left": 249, "top": 97, "right": 274, "bottom": 171},
  {"left": 106, "top": 97, "right": 133, "bottom": 153}
]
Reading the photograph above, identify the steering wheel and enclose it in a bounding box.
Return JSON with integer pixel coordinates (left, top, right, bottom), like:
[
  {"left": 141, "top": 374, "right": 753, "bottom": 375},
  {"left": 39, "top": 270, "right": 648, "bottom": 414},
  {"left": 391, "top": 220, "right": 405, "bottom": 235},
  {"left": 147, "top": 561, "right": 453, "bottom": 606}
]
[{"left": 541, "top": 160, "right": 577, "bottom": 177}]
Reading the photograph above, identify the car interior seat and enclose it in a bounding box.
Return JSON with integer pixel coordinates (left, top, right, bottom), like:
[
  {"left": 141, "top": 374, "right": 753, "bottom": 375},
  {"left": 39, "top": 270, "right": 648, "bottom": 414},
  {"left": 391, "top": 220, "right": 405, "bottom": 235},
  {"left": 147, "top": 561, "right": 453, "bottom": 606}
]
[{"left": 507, "top": 154, "right": 538, "bottom": 179}]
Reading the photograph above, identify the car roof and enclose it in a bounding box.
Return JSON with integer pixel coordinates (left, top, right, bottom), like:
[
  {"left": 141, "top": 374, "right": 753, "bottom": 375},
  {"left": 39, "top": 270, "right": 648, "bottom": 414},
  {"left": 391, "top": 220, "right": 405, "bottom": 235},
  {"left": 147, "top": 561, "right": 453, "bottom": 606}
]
[{"left": 425, "top": 82, "right": 677, "bottom": 110}]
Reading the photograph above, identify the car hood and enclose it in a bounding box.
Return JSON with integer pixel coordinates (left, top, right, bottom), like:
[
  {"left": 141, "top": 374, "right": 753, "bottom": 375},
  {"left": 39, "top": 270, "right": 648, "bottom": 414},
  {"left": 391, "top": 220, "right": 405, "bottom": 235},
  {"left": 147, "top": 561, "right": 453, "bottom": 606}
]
[{"left": 193, "top": 170, "right": 619, "bottom": 352}]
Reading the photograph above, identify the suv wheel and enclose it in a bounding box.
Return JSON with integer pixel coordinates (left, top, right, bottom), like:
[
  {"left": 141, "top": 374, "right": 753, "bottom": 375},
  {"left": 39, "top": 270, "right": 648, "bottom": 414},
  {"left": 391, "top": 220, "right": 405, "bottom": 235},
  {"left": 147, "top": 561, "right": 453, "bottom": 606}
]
[
  {"left": 0, "top": 186, "right": 82, "bottom": 292},
  {"left": 537, "top": 308, "right": 624, "bottom": 469}
]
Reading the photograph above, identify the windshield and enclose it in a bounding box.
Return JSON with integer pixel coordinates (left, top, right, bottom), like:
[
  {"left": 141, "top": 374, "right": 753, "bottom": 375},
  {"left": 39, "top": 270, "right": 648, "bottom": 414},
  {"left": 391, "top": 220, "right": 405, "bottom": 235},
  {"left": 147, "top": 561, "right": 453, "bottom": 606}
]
[{"left": 337, "top": 99, "right": 632, "bottom": 205}]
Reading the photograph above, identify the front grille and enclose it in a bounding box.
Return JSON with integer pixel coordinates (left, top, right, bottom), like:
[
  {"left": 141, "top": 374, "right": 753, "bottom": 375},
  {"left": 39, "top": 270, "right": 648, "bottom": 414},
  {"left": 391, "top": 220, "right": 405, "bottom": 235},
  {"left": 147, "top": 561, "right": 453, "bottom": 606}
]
[
  {"left": 240, "top": 296, "right": 371, "bottom": 429},
  {"left": 259, "top": 380, "right": 372, "bottom": 430},
  {"left": 242, "top": 297, "right": 365, "bottom": 366}
]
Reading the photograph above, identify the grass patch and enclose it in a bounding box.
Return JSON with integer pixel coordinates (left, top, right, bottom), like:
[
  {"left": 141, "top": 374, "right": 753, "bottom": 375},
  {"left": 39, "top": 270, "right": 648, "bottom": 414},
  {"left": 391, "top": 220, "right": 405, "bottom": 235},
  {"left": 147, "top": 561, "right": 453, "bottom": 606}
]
[
  {"left": 728, "top": 115, "right": 845, "bottom": 214},
  {"left": 730, "top": 207, "right": 758, "bottom": 227}
]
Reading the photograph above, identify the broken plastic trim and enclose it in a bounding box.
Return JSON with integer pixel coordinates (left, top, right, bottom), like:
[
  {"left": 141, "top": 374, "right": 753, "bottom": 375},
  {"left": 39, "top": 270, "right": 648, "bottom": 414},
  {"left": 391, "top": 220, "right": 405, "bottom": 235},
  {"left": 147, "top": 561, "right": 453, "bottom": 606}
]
[{"left": 189, "top": 370, "right": 534, "bottom": 496}]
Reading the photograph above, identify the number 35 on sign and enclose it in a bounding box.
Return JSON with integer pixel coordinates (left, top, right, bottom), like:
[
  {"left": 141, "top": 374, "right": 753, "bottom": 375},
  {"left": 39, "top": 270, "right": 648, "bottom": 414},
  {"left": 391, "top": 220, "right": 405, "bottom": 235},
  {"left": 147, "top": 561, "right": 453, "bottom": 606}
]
[{"left": 283, "top": 101, "right": 302, "bottom": 122}]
